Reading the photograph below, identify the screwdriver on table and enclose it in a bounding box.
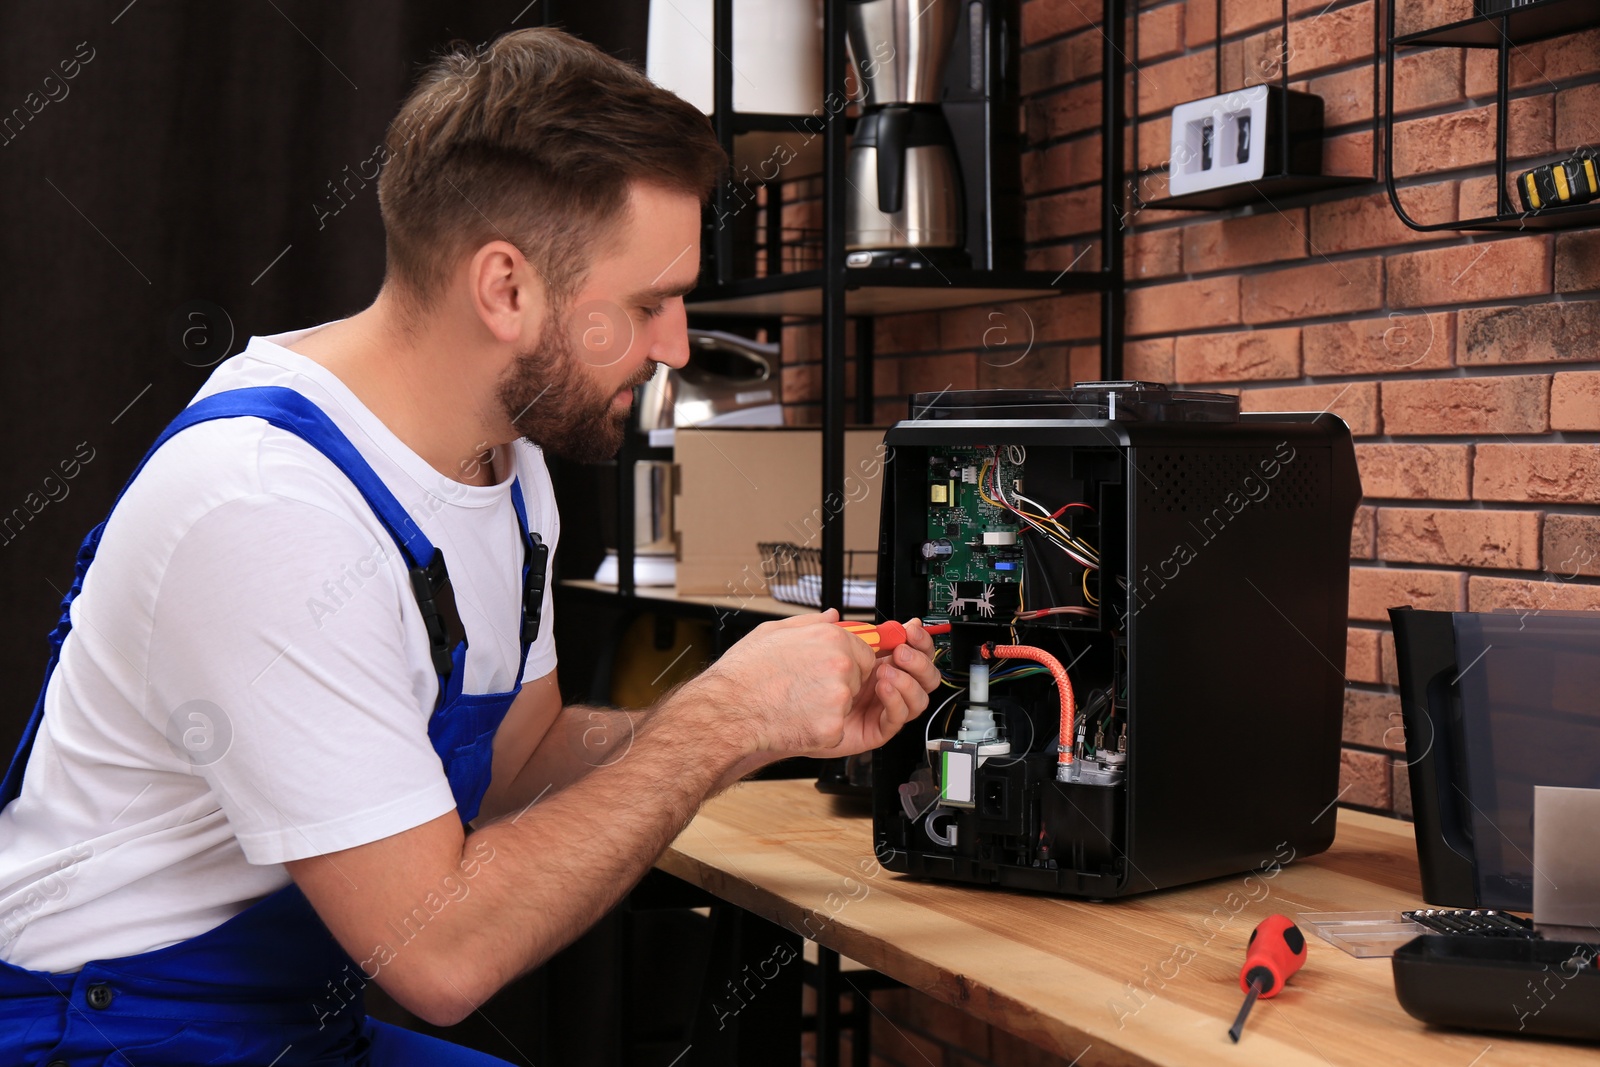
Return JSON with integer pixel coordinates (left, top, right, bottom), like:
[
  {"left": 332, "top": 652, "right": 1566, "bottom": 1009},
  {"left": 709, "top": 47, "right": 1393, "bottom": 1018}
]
[
  {"left": 836, "top": 619, "right": 951, "bottom": 654},
  {"left": 1228, "top": 914, "right": 1307, "bottom": 1043}
]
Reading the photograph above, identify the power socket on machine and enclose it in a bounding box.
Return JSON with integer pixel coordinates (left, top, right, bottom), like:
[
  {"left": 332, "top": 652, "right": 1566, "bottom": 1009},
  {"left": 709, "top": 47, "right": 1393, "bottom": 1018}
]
[{"left": 1167, "top": 85, "right": 1324, "bottom": 198}]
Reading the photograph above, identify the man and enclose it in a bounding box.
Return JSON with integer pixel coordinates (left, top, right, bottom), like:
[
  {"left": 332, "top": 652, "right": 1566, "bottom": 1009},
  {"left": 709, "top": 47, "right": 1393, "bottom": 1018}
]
[{"left": 0, "top": 28, "right": 938, "bottom": 1066}]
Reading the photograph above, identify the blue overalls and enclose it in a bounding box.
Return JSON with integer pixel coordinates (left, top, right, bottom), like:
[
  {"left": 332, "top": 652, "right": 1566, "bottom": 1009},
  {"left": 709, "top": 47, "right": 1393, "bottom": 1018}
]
[{"left": 0, "top": 387, "right": 542, "bottom": 1066}]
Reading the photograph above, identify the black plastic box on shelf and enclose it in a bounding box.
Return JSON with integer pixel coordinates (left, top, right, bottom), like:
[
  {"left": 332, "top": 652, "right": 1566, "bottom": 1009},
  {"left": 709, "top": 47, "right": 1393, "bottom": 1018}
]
[
  {"left": 1254, "top": 86, "right": 1325, "bottom": 174},
  {"left": 871, "top": 384, "right": 1362, "bottom": 898}
]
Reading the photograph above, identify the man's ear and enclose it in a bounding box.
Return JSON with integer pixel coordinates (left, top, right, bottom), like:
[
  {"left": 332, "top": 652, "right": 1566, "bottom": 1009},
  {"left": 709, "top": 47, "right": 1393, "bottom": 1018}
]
[{"left": 468, "top": 240, "right": 547, "bottom": 344}]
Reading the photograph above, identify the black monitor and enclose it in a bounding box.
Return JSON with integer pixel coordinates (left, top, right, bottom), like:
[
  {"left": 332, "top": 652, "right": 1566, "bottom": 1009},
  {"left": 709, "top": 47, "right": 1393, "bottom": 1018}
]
[{"left": 1391, "top": 607, "right": 1600, "bottom": 910}]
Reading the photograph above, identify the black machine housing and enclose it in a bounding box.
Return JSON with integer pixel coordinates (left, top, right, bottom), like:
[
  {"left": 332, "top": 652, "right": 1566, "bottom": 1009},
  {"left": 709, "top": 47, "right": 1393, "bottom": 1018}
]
[{"left": 872, "top": 384, "right": 1361, "bottom": 898}]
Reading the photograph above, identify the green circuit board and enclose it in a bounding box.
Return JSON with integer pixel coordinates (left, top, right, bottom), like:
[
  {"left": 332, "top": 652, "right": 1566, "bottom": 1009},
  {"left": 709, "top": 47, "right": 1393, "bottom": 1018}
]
[{"left": 925, "top": 446, "right": 1025, "bottom": 623}]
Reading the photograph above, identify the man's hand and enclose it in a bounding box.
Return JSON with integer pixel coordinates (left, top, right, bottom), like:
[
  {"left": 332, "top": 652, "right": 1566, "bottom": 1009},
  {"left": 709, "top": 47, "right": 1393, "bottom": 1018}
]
[
  {"left": 683, "top": 610, "right": 939, "bottom": 763},
  {"left": 820, "top": 617, "right": 939, "bottom": 757}
]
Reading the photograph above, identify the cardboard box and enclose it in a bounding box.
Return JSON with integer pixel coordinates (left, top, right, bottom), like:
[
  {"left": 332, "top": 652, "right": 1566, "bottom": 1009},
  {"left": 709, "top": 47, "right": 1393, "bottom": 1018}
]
[{"left": 674, "top": 427, "right": 887, "bottom": 597}]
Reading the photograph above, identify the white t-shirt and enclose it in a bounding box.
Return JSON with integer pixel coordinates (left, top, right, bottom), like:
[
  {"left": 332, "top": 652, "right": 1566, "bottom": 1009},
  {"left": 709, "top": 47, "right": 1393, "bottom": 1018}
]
[{"left": 0, "top": 324, "right": 560, "bottom": 973}]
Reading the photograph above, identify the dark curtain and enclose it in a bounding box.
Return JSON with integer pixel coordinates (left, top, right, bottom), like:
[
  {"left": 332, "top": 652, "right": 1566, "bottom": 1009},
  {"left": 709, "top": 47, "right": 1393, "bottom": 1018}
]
[{"left": 0, "top": 3, "right": 651, "bottom": 1063}]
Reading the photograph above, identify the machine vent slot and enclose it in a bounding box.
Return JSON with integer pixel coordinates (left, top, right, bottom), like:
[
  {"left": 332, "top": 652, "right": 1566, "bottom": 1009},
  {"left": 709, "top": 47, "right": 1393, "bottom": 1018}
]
[{"left": 1136, "top": 450, "right": 1321, "bottom": 514}]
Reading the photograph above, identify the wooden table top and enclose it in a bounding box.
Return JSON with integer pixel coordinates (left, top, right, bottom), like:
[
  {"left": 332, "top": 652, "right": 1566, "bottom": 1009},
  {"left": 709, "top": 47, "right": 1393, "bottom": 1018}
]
[{"left": 657, "top": 779, "right": 1594, "bottom": 1067}]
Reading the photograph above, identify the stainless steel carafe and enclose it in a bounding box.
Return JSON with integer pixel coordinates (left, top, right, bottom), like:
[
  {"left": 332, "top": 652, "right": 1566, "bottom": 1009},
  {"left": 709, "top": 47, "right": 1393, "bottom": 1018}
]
[
  {"left": 844, "top": 0, "right": 965, "bottom": 262},
  {"left": 845, "top": 107, "right": 962, "bottom": 253}
]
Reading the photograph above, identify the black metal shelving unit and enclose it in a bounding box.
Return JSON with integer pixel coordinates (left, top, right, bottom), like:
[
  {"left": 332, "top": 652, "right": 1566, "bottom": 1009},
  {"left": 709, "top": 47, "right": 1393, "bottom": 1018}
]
[
  {"left": 1396, "top": 0, "right": 1599, "bottom": 47},
  {"left": 686, "top": 0, "right": 1127, "bottom": 614},
  {"left": 1137, "top": 0, "right": 1379, "bottom": 212},
  {"left": 1386, "top": 0, "right": 1600, "bottom": 231},
  {"left": 685, "top": 265, "right": 1112, "bottom": 315}
]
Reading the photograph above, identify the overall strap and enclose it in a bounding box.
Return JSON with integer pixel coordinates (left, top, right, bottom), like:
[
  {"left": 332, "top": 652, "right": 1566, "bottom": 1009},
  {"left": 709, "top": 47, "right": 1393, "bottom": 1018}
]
[{"left": 510, "top": 479, "right": 548, "bottom": 679}]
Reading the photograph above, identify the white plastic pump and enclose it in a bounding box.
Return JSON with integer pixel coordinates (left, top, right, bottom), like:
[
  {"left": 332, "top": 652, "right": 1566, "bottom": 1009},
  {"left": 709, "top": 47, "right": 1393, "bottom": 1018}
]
[
  {"left": 968, "top": 660, "right": 989, "bottom": 705},
  {"left": 958, "top": 660, "right": 999, "bottom": 742}
]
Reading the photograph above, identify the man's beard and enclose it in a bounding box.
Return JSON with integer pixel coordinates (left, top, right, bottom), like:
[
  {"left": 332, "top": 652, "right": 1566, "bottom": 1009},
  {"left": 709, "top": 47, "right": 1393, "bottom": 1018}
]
[{"left": 496, "top": 309, "right": 658, "bottom": 464}]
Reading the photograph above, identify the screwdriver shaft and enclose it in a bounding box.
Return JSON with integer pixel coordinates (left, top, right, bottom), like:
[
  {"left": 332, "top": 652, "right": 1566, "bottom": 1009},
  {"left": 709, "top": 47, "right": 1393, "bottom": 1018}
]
[{"left": 1228, "top": 978, "right": 1263, "bottom": 1043}]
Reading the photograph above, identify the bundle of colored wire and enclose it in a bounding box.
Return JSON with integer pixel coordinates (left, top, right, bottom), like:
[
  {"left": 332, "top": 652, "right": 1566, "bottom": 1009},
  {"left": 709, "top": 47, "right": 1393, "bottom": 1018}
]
[
  {"left": 995, "top": 454, "right": 1097, "bottom": 564},
  {"left": 939, "top": 659, "right": 1050, "bottom": 686},
  {"left": 982, "top": 643, "right": 1075, "bottom": 768},
  {"left": 1014, "top": 606, "right": 1098, "bottom": 621},
  {"left": 977, "top": 456, "right": 1099, "bottom": 571},
  {"left": 1011, "top": 549, "right": 1098, "bottom": 621}
]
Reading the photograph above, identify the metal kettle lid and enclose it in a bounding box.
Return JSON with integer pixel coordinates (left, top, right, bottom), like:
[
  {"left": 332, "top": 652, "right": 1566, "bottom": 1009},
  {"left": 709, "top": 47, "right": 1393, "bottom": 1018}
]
[
  {"left": 681, "top": 329, "right": 773, "bottom": 383},
  {"left": 636, "top": 330, "right": 779, "bottom": 433}
]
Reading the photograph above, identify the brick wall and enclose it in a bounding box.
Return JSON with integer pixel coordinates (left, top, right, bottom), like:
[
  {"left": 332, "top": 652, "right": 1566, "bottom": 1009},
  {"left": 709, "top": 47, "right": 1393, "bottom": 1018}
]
[{"left": 782, "top": 0, "right": 1600, "bottom": 829}]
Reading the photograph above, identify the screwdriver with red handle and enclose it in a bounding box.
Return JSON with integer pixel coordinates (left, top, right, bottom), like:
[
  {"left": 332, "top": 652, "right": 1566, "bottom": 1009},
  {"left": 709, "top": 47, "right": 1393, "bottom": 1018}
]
[
  {"left": 835, "top": 619, "right": 951, "bottom": 654},
  {"left": 1228, "top": 914, "right": 1307, "bottom": 1042}
]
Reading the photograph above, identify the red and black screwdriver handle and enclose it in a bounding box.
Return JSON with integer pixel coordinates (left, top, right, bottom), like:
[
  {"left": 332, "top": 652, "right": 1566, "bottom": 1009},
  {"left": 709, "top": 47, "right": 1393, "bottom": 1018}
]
[
  {"left": 1239, "top": 914, "right": 1307, "bottom": 998},
  {"left": 836, "top": 619, "right": 951, "bottom": 655}
]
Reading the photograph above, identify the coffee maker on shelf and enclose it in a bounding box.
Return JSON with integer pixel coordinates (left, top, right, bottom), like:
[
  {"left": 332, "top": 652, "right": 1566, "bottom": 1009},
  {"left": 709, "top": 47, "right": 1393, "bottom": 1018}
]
[{"left": 844, "top": 0, "right": 1024, "bottom": 271}]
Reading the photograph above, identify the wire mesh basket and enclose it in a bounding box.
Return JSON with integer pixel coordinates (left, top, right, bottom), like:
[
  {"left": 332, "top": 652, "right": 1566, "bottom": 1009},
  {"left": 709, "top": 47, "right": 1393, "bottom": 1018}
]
[{"left": 757, "top": 542, "right": 877, "bottom": 610}]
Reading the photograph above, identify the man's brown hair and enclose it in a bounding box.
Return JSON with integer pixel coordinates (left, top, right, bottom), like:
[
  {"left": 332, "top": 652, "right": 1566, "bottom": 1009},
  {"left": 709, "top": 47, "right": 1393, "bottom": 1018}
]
[{"left": 378, "top": 28, "right": 724, "bottom": 310}]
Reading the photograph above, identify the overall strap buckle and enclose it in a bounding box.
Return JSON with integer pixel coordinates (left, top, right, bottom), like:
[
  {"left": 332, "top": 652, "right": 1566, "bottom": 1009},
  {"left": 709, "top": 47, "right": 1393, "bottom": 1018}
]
[
  {"left": 521, "top": 532, "right": 548, "bottom": 646},
  {"left": 409, "top": 551, "right": 456, "bottom": 678}
]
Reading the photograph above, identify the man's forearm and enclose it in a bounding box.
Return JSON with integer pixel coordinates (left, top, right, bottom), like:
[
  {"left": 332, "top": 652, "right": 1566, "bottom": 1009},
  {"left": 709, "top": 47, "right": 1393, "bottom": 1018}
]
[
  {"left": 529, "top": 703, "right": 774, "bottom": 794},
  {"left": 412, "top": 690, "right": 747, "bottom": 1013},
  {"left": 481, "top": 705, "right": 770, "bottom": 828},
  {"left": 482, "top": 704, "right": 650, "bottom": 818},
  {"left": 485, "top": 698, "right": 777, "bottom": 820}
]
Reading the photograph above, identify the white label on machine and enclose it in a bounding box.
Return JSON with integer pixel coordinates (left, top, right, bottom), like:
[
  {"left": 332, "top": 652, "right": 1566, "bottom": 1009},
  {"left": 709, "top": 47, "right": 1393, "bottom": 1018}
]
[
  {"left": 982, "top": 531, "right": 1017, "bottom": 546},
  {"left": 941, "top": 749, "right": 976, "bottom": 806}
]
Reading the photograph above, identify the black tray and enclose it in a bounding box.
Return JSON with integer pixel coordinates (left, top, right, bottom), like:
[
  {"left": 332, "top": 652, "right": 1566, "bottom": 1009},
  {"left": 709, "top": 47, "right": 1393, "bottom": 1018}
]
[{"left": 1392, "top": 935, "right": 1600, "bottom": 1041}]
